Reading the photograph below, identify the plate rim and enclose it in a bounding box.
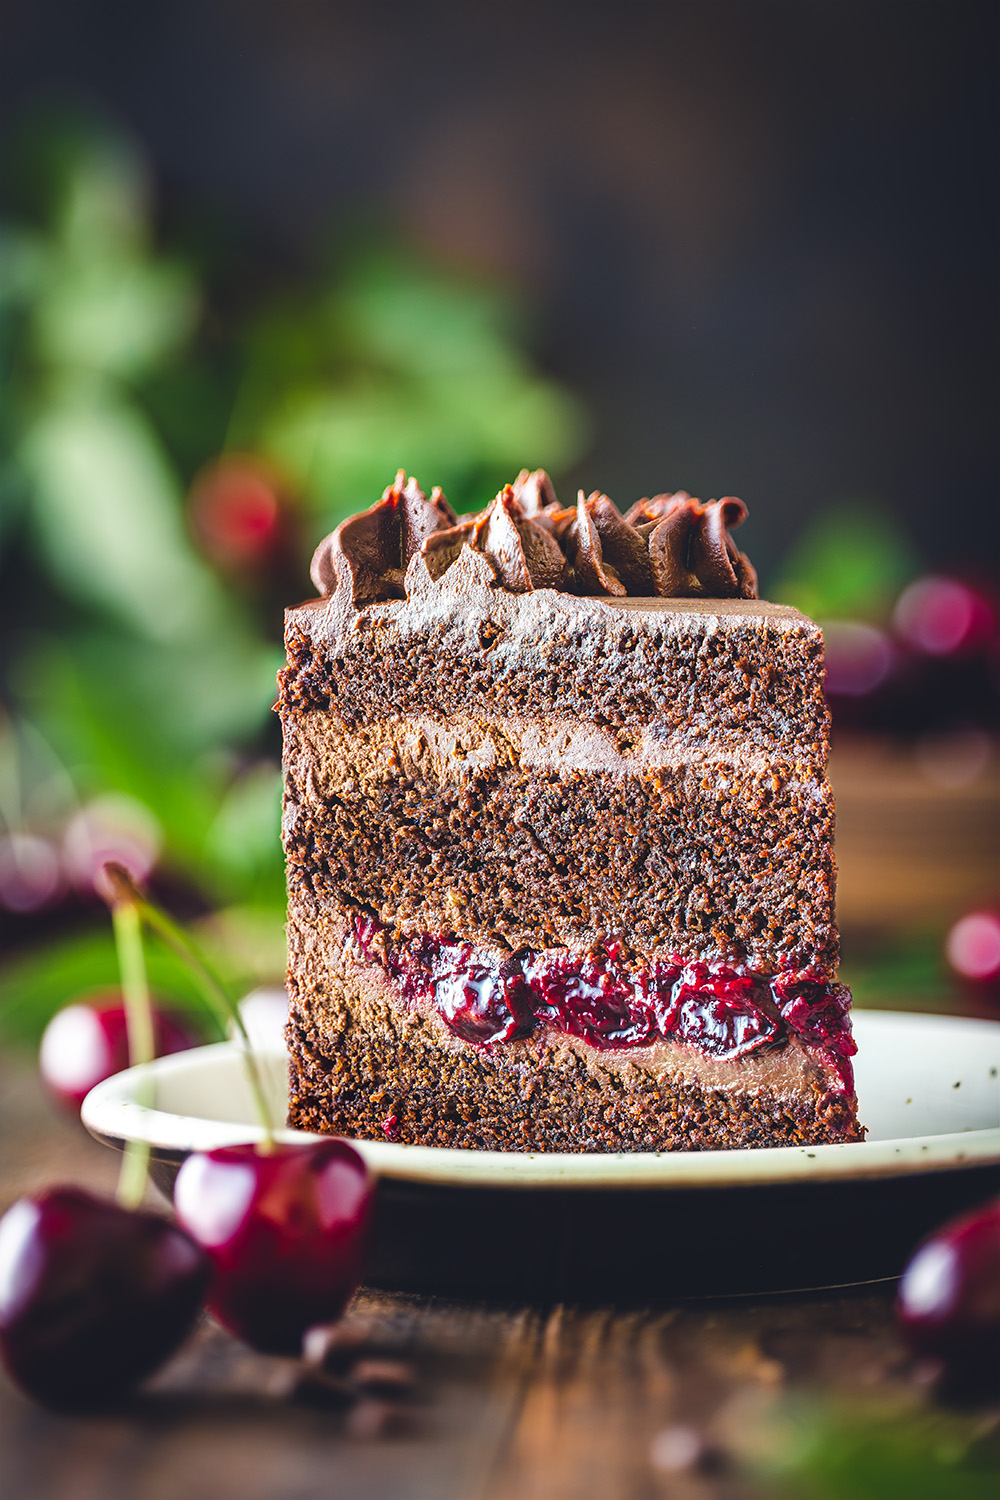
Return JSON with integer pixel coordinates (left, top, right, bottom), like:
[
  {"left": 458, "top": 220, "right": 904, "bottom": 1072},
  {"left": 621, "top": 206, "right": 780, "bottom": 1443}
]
[{"left": 80, "top": 1008, "right": 1000, "bottom": 1191}]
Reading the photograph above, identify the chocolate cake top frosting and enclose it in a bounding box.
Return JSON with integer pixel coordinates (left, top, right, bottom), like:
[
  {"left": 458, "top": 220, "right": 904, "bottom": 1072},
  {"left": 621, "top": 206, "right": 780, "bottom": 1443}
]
[{"left": 310, "top": 470, "right": 758, "bottom": 607}]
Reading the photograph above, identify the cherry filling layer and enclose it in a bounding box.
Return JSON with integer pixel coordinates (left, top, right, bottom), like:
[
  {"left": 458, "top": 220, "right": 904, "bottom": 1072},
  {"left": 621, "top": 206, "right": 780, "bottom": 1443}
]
[{"left": 353, "top": 920, "right": 856, "bottom": 1086}]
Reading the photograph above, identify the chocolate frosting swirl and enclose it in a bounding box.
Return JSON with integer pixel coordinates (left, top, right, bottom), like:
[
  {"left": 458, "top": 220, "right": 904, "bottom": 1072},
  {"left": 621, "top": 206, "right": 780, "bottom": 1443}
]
[
  {"left": 310, "top": 469, "right": 757, "bottom": 605},
  {"left": 310, "top": 470, "right": 457, "bottom": 603}
]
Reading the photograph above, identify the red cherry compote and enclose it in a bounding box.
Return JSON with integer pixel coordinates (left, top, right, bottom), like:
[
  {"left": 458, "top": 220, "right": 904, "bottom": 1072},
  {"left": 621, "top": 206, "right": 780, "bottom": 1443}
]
[
  {"left": 523, "top": 943, "right": 661, "bottom": 1047},
  {"left": 174, "top": 1140, "right": 373, "bottom": 1355},
  {"left": 355, "top": 919, "right": 855, "bottom": 1079},
  {"left": 897, "top": 1199, "right": 1000, "bottom": 1389},
  {"left": 0, "top": 1188, "right": 209, "bottom": 1409},
  {"left": 662, "top": 963, "right": 781, "bottom": 1057},
  {"left": 374, "top": 928, "right": 534, "bottom": 1044},
  {"left": 40, "top": 993, "right": 198, "bottom": 1114}
]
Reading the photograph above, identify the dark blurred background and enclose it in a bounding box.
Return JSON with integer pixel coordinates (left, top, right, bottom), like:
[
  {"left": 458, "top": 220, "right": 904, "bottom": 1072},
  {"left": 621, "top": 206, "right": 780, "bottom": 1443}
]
[
  {"left": 3, "top": 0, "right": 998, "bottom": 570},
  {"left": 0, "top": 0, "right": 997, "bottom": 1037}
]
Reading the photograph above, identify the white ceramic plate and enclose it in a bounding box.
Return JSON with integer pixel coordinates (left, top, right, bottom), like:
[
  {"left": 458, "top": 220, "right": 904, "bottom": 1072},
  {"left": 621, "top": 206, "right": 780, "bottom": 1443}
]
[{"left": 83, "top": 1009, "right": 1000, "bottom": 1189}]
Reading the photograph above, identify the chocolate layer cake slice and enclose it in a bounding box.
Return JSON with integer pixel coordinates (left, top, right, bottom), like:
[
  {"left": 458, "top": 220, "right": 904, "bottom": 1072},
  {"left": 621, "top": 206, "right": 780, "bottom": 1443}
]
[{"left": 279, "top": 471, "right": 864, "bottom": 1151}]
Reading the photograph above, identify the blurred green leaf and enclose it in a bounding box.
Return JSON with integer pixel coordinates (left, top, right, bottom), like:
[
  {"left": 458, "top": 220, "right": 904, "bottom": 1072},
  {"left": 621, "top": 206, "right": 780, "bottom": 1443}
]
[
  {"left": 772, "top": 502, "right": 919, "bottom": 622},
  {"left": 199, "top": 903, "right": 287, "bottom": 985},
  {"left": 32, "top": 257, "right": 198, "bottom": 379},
  {"left": 338, "top": 253, "right": 526, "bottom": 377},
  {"left": 0, "top": 925, "right": 218, "bottom": 1046},
  {"left": 0, "top": 229, "right": 49, "bottom": 317},
  {"left": 5, "top": 116, "right": 194, "bottom": 387},
  {"left": 842, "top": 927, "right": 954, "bottom": 1012},
  {"left": 5, "top": 109, "right": 149, "bottom": 259},
  {"left": 42, "top": 627, "right": 280, "bottom": 757},
  {"left": 751, "top": 1397, "right": 1000, "bottom": 1500},
  {"left": 241, "top": 251, "right": 586, "bottom": 522},
  {"left": 19, "top": 389, "right": 233, "bottom": 640},
  {"left": 264, "top": 356, "right": 584, "bottom": 526},
  {"left": 203, "top": 763, "right": 284, "bottom": 902}
]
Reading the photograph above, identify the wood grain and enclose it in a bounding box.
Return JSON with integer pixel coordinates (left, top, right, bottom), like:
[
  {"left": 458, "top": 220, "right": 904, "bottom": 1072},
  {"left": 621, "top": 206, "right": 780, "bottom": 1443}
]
[{"left": 1, "top": 1051, "right": 948, "bottom": 1500}]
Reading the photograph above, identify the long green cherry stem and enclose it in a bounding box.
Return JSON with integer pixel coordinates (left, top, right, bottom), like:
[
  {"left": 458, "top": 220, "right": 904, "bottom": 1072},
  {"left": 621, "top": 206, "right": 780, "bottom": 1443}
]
[
  {"left": 110, "top": 895, "right": 153, "bottom": 1210},
  {"left": 102, "top": 863, "right": 275, "bottom": 1151}
]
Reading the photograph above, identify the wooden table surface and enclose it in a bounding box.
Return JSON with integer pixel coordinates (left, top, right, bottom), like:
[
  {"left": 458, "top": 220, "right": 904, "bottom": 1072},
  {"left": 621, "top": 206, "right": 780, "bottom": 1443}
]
[{"left": 2, "top": 1051, "right": 998, "bottom": 1500}]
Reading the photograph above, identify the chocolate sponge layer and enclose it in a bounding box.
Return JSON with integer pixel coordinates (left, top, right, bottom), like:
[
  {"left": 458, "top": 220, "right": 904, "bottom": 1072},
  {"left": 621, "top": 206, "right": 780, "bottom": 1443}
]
[
  {"left": 280, "top": 593, "right": 830, "bottom": 759},
  {"left": 282, "top": 713, "right": 838, "bottom": 973}
]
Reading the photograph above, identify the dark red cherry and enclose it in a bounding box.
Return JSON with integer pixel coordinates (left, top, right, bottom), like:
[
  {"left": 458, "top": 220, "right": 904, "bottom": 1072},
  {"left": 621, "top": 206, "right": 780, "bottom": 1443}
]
[
  {"left": 897, "top": 1199, "right": 1000, "bottom": 1387},
  {"left": 0, "top": 1187, "right": 209, "bottom": 1409},
  {"left": 523, "top": 947, "right": 658, "bottom": 1048},
  {"left": 173, "top": 1140, "right": 373, "bottom": 1355},
  {"left": 414, "top": 942, "right": 534, "bottom": 1045},
  {"left": 188, "top": 457, "right": 284, "bottom": 570},
  {"left": 660, "top": 964, "right": 778, "bottom": 1059},
  {"left": 39, "top": 993, "right": 198, "bottom": 1114},
  {"left": 772, "top": 973, "right": 856, "bottom": 1056}
]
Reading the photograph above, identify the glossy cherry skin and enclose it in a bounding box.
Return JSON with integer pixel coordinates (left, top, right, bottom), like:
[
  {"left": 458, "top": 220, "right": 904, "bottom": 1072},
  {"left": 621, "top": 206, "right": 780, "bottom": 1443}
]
[
  {"left": 39, "top": 994, "right": 199, "bottom": 1114},
  {"left": 0, "top": 1188, "right": 210, "bottom": 1409},
  {"left": 173, "top": 1140, "right": 373, "bottom": 1355},
  {"left": 897, "top": 1199, "right": 1000, "bottom": 1386}
]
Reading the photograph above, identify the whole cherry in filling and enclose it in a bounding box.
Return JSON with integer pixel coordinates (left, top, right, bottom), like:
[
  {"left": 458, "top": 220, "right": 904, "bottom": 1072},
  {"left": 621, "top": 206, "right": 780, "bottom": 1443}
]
[
  {"left": 0, "top": 1187, "right": 209, "bottom": 1409},
  {"left": 360, "top": 924, "right": 536, "bottom": 1045},
  {"left": 522, "top": 945, "right": 659, "bottom": 1048},
  {"left": 401, "top": 936, "right": 534, "bottom": 1045},
  {"left": 173, "top": 1139, "right": 373, "bottom": 1354},
  {"left": 659, "top": 964, "right": 780, "bottom": 1059}
]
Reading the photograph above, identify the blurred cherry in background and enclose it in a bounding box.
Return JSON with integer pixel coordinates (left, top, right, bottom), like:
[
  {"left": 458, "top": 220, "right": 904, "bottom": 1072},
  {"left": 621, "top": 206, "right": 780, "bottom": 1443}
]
[
  {"left": 946, "top": 910, "right": 1000, "bottom": 1012},
  {"left": 897, "top": 1197, "right": 1000, "bottom": 1394},
  {"left": 0, "top": 834, "right": 63, "bottom": 915},
  {"left": 39, "top": 992, "right": 199, "bottom": 1114},
  {"left": 894, "top": 577, "right": 996, "bottom": 660},
  {"left": 820, "top": 573, "right": 1000, "bottom": 740},
  {"left": 63, "top": 795, "right": 163, "bottom": 900},
  {"left": 188, "top": 456, "right": 298, "bottom": 580}
]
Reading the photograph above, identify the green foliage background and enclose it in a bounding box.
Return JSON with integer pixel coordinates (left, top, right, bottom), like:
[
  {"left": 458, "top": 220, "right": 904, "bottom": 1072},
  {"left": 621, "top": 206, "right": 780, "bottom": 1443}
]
[{"left": 0, "top": 113, "right": 587, "bottom": 1038}]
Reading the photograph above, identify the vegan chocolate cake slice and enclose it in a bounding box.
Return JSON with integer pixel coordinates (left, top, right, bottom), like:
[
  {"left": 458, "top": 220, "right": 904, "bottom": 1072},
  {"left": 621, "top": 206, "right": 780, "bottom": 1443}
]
[{"left": 278, "top": 470, "right": 864, "bottom": 1151}]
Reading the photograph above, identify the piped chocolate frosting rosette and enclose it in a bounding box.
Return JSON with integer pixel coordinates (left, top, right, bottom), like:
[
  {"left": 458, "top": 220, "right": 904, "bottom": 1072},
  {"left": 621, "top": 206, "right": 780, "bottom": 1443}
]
[{"left": 311, "top": 468, "right": 757, "bottom": 605}]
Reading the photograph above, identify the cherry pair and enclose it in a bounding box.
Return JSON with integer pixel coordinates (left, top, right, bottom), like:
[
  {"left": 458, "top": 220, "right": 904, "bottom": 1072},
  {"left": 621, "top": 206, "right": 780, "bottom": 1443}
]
[{"left": 0, "top": 1139, "right": 372, "bottom": 1408}]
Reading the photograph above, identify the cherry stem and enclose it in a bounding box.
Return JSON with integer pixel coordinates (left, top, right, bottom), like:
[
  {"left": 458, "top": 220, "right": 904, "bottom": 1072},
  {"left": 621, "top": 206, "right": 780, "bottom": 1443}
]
[
  {"left": 102, "top": 863, "right": 275, "bottom": 1151},
  {"left": 110, "top": 897, "right": 153, "bottom": 1210}
]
